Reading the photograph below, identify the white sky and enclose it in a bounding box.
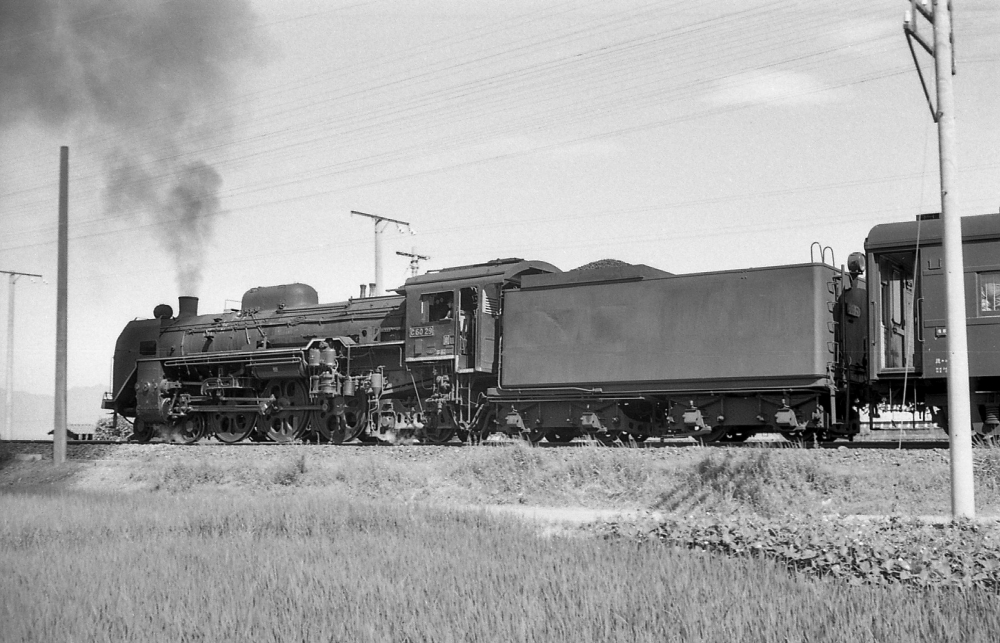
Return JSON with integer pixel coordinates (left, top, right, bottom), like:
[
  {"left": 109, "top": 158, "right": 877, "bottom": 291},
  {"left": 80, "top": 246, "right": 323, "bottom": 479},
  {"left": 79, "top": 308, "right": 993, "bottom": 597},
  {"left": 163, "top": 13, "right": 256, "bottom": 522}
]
[{"left": 1, "top": 0, "right": 998, "bottom": 404}]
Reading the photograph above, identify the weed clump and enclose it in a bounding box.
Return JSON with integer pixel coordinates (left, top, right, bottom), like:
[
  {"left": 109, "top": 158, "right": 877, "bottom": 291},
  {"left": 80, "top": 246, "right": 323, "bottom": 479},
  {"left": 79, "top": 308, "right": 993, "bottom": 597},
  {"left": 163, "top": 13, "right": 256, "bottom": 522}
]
[
  {"left": 271, "top": 454, "right": 308, "bottom": 486},
  {"left": 150, "top": 460, "right": 227, "bottom": 492},
  {"left": 656, "top": 450, "right": 845, "bottom": 516},
  {"left": 975, "top": 448, "right": 1000, "bottom": 494},
  {"left": 632, "top": 515, "right": 1000, "bottom": 592}
]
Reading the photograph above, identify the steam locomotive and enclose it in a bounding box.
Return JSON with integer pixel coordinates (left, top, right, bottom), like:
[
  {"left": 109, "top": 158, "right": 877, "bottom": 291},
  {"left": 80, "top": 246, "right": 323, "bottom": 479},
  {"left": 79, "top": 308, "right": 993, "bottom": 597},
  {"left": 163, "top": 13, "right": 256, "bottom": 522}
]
[{"left": 103, "top": 212, "right": 1000, "bottom": 444}]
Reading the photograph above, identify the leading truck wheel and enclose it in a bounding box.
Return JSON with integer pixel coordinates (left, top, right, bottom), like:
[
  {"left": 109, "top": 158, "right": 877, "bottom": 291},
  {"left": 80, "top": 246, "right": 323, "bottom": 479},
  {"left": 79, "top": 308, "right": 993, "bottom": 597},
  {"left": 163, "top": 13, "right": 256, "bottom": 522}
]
[
  {"left": 170, "top": 415, "right": 205, "bottom": 444},
  {"left": 129, "top": 419, "right": 154, "bottom": 443}
]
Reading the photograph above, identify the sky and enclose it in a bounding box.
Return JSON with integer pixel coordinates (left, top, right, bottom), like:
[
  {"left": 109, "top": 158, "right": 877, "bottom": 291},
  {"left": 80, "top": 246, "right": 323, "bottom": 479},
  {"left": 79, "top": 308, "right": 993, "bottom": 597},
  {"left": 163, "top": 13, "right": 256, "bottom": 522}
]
[{"left": 1, "top": 0, "right": 998, "bottom": 423}]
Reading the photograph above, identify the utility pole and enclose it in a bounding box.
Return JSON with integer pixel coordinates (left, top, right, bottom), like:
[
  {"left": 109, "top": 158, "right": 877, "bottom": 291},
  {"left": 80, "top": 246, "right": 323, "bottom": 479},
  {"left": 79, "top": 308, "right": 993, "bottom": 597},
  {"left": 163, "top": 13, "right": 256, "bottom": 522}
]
[
  {"left": 54, "top": 146, "right": 69, "bottom": 465},
  {"left": 904, "top": 0, "right": 974, "bottom": 519},
  {"left": 1, "top": 269, "right": 42, "bottom": 441},
  {"left": 396, "top": 248, "right": 430, "bottom": 278},
  {"left": 350, "top": 211, "right": 411, "bottom": 296}
]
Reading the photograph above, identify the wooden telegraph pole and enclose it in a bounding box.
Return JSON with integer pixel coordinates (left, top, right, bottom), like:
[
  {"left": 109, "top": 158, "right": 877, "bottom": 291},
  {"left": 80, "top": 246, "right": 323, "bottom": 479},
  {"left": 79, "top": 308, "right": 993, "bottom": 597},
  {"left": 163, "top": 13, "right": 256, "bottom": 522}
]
[
  {"left": 904, "top": 0, "right": 974, "bottom": 519},
  {"left": 350, "top": 211, "right": 411, "bottom": 296},
  {"left": 396, "top": 248, "right": 430, "bottom": 278}
]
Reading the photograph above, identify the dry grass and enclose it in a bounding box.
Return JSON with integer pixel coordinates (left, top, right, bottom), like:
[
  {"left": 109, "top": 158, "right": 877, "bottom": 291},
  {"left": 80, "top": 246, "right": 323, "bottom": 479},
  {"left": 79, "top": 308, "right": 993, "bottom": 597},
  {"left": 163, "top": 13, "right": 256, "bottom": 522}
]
[{"left": 5, "top": 441, "right": 999, "bottom": 517}]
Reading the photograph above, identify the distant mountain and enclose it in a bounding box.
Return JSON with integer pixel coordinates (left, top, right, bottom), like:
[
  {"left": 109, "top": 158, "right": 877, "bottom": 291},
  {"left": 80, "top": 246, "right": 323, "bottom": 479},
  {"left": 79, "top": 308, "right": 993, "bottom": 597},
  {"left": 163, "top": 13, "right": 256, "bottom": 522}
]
[{"left": 0, "top": 385, "right": 111, "bottom": 440}]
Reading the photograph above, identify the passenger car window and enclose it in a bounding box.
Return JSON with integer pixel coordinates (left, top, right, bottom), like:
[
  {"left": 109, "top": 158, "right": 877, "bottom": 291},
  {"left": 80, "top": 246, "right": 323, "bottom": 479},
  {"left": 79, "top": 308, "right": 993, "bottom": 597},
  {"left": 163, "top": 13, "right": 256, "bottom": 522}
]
[{"left": 980, "top": 272, "right": 1000, "bottom": 316}]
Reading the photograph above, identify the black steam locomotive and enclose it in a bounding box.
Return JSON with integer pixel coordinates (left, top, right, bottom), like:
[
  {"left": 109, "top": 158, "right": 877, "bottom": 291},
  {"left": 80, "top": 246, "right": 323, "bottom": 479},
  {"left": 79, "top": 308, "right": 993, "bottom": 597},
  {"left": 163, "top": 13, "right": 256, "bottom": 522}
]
[{"left": 103, "top": 212, "right": 1000, "bottom": 444}]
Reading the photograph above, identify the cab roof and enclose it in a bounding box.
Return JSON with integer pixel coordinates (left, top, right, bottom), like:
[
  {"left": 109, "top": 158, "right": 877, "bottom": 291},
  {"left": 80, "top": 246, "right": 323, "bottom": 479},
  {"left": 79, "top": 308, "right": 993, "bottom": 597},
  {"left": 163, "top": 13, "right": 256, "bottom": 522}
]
[{"left": 395, "top": 258, "right": 560, "bottom": 293}]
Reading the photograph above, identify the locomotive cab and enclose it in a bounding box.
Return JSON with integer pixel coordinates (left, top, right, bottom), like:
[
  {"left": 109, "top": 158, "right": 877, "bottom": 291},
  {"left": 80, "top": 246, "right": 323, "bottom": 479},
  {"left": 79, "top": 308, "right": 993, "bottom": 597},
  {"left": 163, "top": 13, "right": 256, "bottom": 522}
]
[
  {"left": 400, "top": 258, "right": 559, "bottom": 373},
  {"left": 405, "top": 286, "right": 494, "bottom": 370}
]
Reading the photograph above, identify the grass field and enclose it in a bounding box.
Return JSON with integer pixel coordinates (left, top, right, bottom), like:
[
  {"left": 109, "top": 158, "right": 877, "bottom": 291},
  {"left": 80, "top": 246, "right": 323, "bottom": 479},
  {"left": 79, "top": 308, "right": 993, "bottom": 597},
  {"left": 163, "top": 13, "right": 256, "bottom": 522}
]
[
  {"left": 2, "top": 490, "right": 999, "bottom": 643},
  {"left": 2, "top": 442, "right": 1000, "bottom": 641}
]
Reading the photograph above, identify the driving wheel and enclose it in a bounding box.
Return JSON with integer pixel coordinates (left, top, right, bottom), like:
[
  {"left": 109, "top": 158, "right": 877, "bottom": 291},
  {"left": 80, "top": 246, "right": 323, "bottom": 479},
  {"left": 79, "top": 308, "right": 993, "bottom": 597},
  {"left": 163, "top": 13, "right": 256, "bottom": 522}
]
[{"left": 261, "top": 379, "right": 311, "bottom": 443}]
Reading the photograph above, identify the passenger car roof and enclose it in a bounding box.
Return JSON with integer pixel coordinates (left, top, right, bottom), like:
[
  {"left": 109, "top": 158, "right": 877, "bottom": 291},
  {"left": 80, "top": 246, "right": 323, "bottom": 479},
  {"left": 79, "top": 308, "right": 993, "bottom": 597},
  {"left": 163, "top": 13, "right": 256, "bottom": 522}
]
[{"left": 866, "top": 212, "right": 1000, "bottom": 251}]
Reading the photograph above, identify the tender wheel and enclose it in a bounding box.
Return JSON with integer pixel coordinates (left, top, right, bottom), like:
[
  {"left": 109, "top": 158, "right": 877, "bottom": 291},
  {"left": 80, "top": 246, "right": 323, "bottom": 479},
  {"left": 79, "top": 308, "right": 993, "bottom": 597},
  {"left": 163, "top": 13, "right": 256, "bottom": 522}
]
[
  {"left": 721, "top": 429, "right": 755, "bottom": 443},
  {"left": 784, "top": 430, "right": 825, "bottom": 445},
  {"left": 210, "top": 410, "right": 257, "bottom": 444},
  {"left": 598, "top": 431, "right": 623, "bottom": 445},
  {"left": 262, "top": 379, "right": 311, "bottom": 443},
  {"left": 170, "top": 415, "right": 205, "bottom": 444},
  {"left": 545, "top": 431, "right": 576, "bottom": 444},
  {"left": 698, "top": 427, "right": 729, "bottom": 443},
  {"left": 522, "top": 429, "right": 545, "bottom": 444}
]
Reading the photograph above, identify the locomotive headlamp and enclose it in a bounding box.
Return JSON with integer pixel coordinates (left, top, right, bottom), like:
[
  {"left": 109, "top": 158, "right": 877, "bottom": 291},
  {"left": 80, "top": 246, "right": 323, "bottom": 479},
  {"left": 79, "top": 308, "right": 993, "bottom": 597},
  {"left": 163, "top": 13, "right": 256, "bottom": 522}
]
[{"left": 847, "top": 252, "right": 866, "bottom": 276}]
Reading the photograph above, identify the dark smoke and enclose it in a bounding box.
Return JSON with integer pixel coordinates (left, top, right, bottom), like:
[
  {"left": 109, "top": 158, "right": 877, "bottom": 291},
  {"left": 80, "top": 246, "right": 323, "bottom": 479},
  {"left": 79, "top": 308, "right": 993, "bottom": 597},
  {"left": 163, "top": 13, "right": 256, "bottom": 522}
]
[{"left": 0, "top": 0, "right": 262, "bottom": 294}]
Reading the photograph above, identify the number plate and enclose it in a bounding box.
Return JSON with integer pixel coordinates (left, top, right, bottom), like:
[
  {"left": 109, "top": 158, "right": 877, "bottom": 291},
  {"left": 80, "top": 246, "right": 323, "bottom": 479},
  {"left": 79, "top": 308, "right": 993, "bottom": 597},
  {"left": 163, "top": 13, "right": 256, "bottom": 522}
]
[{"left": 409, "top": 326, "right": 435, "bottom": 338}]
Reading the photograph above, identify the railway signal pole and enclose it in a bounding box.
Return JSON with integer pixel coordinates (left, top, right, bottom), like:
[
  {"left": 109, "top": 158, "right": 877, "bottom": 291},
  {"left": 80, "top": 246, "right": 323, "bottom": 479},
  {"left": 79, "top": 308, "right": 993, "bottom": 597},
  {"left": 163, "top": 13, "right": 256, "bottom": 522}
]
[
  {"left": 350, "top": 210, "right": 411, "bottom": 296},
  {"left": 904, "top": 0, "right": 974, "bottom": 519},
  {"left": 396, "top": 248, "right": 430, "bottom": 278},
  {"left": 2, "top": 269, "right": 42, "bottom": 441}
]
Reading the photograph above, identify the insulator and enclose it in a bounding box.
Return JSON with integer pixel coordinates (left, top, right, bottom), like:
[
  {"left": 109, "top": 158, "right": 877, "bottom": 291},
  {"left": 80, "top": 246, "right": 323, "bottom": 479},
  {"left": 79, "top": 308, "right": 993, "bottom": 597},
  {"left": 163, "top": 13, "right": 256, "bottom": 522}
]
[{"left": 985, "top": 406, "right": 1000, "bottom": 427}]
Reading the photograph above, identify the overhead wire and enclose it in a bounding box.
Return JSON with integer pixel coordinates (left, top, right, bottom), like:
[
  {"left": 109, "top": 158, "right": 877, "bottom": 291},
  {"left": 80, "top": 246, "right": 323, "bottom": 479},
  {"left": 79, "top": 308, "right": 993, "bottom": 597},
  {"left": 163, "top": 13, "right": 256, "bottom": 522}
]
[{"left": 0, "top": 0, "right": 977, "bottom": 261}]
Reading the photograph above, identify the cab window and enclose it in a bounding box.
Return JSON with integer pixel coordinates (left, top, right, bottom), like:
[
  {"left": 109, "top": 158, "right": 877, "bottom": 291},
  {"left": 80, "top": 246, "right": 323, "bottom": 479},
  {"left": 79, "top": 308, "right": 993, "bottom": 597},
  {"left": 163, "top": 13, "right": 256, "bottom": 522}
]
[{"left": 420, "top": 291, "right": 454, "bottom": 323}]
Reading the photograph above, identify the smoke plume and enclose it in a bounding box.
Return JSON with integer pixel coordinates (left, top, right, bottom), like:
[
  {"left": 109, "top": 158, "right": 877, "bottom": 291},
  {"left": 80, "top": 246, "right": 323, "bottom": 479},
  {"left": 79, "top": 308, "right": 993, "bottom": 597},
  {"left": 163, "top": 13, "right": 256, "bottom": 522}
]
[{"left": 1, "top": 0, "right": 262, "bottom": 295}]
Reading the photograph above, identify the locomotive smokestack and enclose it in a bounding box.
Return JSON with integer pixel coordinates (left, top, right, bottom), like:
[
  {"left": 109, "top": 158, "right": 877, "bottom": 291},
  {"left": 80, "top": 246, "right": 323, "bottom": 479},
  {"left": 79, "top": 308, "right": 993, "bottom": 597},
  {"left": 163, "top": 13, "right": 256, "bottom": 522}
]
[
  {"left": 178, "top": 296, "right": 199, "bottom": 318},
  {"left": 359, "top": 284, "right": 367, "bottom": 298}
]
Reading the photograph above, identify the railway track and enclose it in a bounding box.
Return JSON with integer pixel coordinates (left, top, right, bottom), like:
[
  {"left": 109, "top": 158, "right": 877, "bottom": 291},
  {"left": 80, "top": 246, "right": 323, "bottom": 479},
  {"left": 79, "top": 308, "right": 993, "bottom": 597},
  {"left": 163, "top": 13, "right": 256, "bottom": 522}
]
[{"left": 0, "top": 438, "right": 956, "bottom": 449}]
